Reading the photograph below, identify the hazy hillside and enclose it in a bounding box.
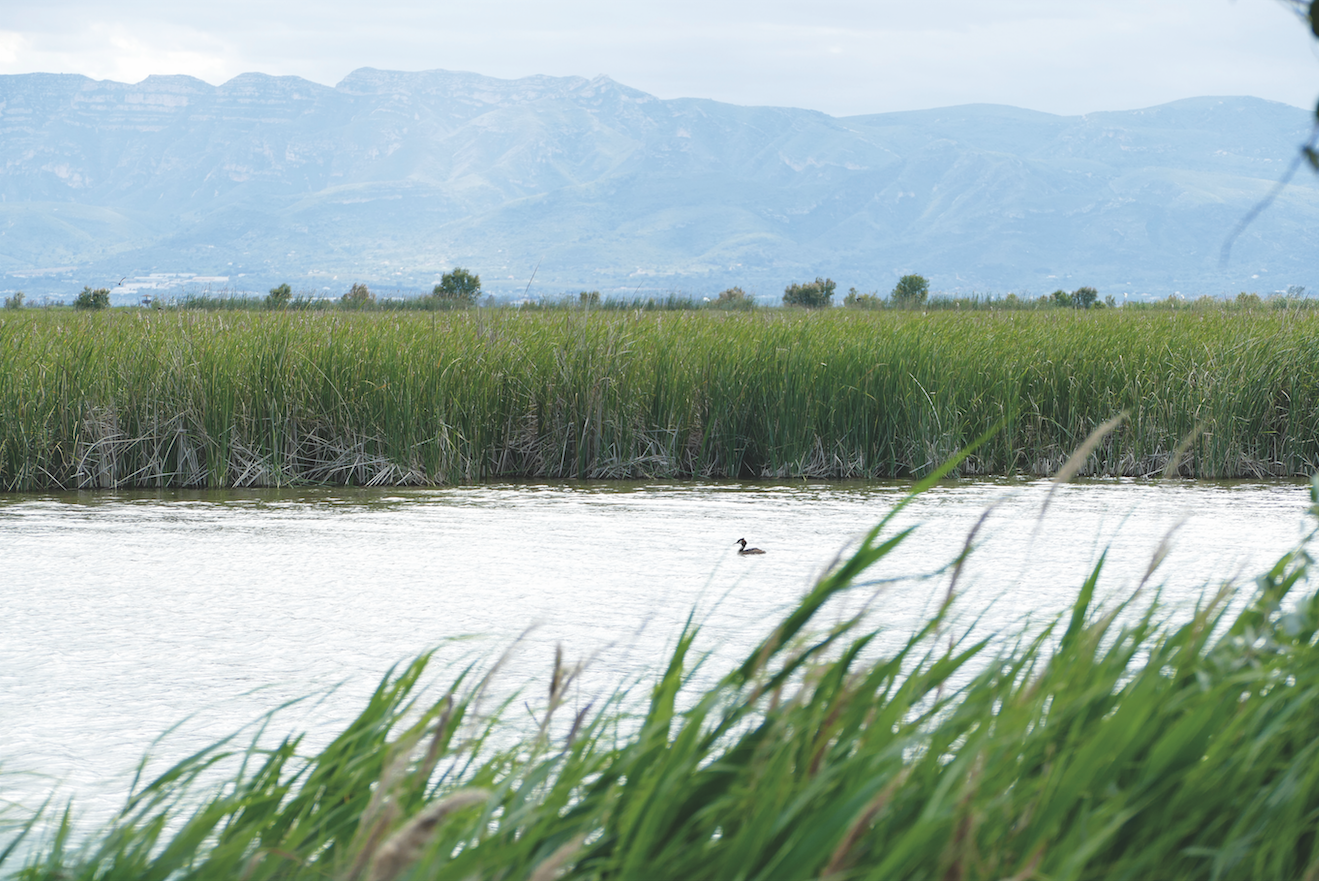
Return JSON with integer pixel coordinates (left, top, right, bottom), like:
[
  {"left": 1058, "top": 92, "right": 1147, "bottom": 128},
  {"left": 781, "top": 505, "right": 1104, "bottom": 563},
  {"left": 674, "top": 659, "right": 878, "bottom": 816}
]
[{"left": 0, "top": 68, "right": 1314, "bottom": 303}]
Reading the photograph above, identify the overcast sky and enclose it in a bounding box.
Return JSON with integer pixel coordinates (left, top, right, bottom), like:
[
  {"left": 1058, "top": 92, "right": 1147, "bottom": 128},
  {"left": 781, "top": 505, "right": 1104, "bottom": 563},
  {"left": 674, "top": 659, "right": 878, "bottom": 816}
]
[{"left": 1, "top": 0, "right": 1315, "bottom": 117}]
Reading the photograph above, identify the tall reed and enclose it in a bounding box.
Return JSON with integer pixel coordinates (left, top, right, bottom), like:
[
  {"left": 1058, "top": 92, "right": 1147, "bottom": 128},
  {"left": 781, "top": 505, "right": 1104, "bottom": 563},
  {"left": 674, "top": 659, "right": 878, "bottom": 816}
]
[
  {"left": 2, "top": 309, "right": 1318, "bottom": 489},
  {"left": 7, "top": 473, "right": 1319, "bottom": 880}
]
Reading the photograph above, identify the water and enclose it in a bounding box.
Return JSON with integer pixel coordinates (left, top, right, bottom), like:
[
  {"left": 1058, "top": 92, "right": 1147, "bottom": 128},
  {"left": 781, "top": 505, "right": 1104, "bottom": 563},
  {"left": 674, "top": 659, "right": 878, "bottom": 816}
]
[{"left": 1, "top": 478, "right": 1313, "bottom": 832}]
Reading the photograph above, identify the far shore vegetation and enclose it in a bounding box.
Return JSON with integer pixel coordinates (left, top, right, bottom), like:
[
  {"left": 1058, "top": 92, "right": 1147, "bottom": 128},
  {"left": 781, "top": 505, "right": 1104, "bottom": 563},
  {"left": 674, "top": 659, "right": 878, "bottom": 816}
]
[
  {"left": 4, "top": 269, "right": 1313, "bottom": 314},
  {"left": 3, "top": 297, "right": 1319, "bottom": 489}
]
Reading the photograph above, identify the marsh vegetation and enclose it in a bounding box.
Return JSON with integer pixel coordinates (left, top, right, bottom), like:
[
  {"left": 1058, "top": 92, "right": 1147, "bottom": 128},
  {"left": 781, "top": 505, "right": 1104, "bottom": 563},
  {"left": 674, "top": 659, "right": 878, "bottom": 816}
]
[{"left": 2, "top": 308, "right": 1318, "bottom": 489}]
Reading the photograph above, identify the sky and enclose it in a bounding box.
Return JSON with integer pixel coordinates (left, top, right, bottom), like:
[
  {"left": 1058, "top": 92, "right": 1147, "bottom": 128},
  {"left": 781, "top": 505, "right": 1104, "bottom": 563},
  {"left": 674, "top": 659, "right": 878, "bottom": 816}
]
[{"left": 0, "top": 0, "right": 1316, "bottom": 117}]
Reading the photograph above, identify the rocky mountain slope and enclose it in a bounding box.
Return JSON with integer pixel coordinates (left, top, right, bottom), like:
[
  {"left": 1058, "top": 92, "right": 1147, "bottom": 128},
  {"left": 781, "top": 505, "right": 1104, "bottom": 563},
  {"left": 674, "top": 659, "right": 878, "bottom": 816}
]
[{"left": 1, "top": 68, "right": 1314, "bottom": 302}]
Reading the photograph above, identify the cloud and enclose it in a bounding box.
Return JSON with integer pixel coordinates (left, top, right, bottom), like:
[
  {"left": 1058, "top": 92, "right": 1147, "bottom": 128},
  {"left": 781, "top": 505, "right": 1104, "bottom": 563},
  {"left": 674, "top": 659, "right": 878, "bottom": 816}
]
[
  {"left": 0, "top": 30, "right": 26, "bottom": 65},
  {"left": 0, "top": 18, "right": 232, "bottom": 85},
  {"left": 0, "top": 0, "right": 1314, "bottom": 115}
]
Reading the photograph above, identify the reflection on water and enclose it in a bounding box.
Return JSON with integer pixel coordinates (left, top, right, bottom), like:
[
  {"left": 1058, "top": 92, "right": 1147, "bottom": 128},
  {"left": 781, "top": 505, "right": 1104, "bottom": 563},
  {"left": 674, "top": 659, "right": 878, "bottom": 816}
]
[{"left": 0, "top": 478, "right": 1312, "bottom": 827}]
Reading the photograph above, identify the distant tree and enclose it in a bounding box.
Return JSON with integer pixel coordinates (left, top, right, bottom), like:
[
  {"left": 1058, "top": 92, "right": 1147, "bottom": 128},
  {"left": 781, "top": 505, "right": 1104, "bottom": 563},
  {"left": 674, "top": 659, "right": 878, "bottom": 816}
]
[
  {"left": 433, "top": 268, "right": 481, "bottom": 307},
  {"left": 890, "top": 274, "right": 929, "bottom": 307},
  {"left": 341, "top": 283, "right": 375, "bottom": 308},
  {"left": 1104, "top": 295, "right": 1118, "bottom": 308},
  {"left": 3, "top": 291, "right": 24, "bottom": 310},
  {"left": 844, "top": 286, "right": 883, "bottom": 309},
  {"left": 579, "top": 290, "right": 601, "bottom": 307},
  {"left": 783, "top": 277, "right": 836, "bottom": 308},
  {"left": 1073, "top": 286, "right": 1099, "bottom": 309},
  {"left": 1051, "top": 289, "right": 1074, "bottom": 308},
  {"left": 266, "top": 283, "right": 292, "bottom": 309},
  {"left": 74, "top": 286, "right": 110, "bottom": 310},
  {"left": 1237, "top": 291, "right": 1263, "bottom": 309},
  {"left": 713, "top": 286, "right": 754, "bottom": 310}
]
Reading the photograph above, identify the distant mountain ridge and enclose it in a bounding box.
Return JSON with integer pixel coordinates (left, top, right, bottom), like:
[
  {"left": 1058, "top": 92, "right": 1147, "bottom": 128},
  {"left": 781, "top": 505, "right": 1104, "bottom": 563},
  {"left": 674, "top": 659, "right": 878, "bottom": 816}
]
[{"left": 0, "top": 68, "right": 1315, "bottom": 302}]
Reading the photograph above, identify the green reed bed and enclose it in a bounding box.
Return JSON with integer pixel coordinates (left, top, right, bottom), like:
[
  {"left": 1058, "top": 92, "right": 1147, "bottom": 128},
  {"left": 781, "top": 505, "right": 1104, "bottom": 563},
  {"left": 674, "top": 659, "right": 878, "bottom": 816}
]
[
  {"left": 1, "top": 308, "right": 1318, "bottom": 489},
  {"left": 6, "top": 474, "right": 1319, "bottom": 881}
]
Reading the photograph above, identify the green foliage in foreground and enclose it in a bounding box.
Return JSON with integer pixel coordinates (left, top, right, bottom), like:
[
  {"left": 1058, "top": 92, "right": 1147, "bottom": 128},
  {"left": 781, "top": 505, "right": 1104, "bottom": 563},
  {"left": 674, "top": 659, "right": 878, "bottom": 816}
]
[
  {"left": 4, "top": 308, "right": 1319, "bottom": 488},
  {"left": 8, "top": 476, "right": 1319, "bottom": 881}
]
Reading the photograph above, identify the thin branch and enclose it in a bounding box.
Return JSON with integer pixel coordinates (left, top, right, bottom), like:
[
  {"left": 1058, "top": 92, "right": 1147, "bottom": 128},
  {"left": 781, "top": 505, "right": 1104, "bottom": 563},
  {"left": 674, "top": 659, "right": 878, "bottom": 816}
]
[{"left": 1218, "top": 128, "right": 1316, "bottom": 268}]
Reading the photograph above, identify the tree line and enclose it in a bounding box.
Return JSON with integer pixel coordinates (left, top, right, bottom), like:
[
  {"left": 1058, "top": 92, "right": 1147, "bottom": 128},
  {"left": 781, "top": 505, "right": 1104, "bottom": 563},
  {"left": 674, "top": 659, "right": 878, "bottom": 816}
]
[{"left": 9, "top": 271, "right": 1301, "bottom": 314}]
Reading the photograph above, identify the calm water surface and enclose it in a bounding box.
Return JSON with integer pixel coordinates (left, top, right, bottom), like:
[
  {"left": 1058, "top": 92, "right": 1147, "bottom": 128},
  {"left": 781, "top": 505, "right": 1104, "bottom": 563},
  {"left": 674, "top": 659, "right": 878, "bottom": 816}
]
[{"left": 1, "top": 478, "right": 1313, "bottom": 828}]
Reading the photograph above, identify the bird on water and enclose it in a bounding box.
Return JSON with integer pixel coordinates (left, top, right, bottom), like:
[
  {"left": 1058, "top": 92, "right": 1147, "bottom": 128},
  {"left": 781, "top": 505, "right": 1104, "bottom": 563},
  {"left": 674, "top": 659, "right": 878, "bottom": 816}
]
[{"left": 736, "top": 538, "right": 765, "bottom": 555}]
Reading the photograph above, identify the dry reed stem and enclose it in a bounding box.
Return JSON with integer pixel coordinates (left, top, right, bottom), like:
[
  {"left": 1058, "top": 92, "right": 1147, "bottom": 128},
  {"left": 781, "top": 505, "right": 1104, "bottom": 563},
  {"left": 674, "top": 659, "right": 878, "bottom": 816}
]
[
  {"left": 1134, "top": 515, "right": 1188, "bottom": 596},
  {"left": 466, "top": 626, "right": 534, "bottom": 739},
  {"left": 1161, "top": 421, "right": 1207, "bottom": 479},
  {"left": 565, "top": 700, "right": 595, "bottom": 748},
  {"left": 823, "top": 766, "right": 912, "bottom": 876},
  {"left": 242, "top": 848, "right": 309, "bottom": 881},
  {"left": 996, "top": 844, "right": 1045, "bottom": 881},
  {"left": 538, "top": 643, "right": 584, "bottom": 746},
  {"left": 413, "top": 695, "right": 455, "bottom": 790},
  {"left": 365, "top": 730, "right": 423, "bottom": 825},
  {"left": 527, "top": 834, "right": 586, "bottom": 881},
  {"left": 946, "top": 501, "right": 1003, "bottom": 608},
  {"left": 344, "top": 803, "right": 400, "bottom": 881},
  {"left": 1041, "top": 411, "right": 1128, "bottom": 516},
  {"left": 807, "top": 688, "right": 852, "bottom": 778},
  {"left": 347, "top": 726, "right": 426, "bottom": 877},
  {"left": 365, "top": 788, "right": 491, "bottom": 881},
  {"left": 942, "top": 752, "right": 986, "bottom": 881}
]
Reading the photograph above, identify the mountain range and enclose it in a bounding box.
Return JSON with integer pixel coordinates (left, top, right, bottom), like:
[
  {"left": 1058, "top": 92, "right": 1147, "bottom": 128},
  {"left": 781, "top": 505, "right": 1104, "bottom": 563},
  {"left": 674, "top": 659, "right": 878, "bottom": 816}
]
[{"left": 1, "top": 68, "right": 1315, "bottom": 303}]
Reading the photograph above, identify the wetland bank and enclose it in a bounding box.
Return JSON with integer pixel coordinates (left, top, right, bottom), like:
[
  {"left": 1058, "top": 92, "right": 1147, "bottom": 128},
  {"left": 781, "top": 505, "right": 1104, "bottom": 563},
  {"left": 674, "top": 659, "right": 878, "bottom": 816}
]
[{"left": 2, "top": 306, "right": 1319, "bottom": 490}]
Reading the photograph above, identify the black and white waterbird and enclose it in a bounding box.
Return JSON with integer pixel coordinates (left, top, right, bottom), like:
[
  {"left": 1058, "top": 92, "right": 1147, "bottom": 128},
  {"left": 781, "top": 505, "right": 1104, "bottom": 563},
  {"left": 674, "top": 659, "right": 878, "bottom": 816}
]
[{"left": 736, "top": 538, "right": 765, "bottom": 556}]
